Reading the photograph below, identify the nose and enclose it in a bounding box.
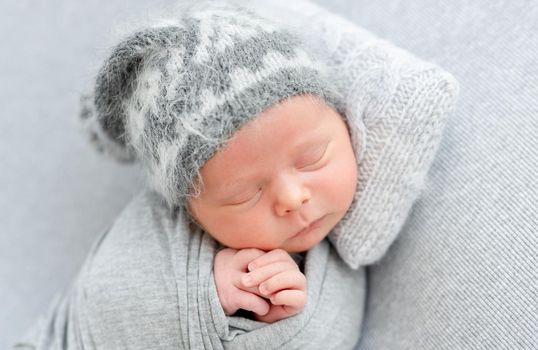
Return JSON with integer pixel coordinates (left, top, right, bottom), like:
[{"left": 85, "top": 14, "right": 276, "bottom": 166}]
[{"left": 273, "top": 173, "right": 311, "bottom": 217}]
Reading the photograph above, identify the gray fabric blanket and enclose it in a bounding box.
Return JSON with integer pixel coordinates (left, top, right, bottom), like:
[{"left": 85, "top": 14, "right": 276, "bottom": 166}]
[{"left": 16, "top": 190, "right": 365, "bottom": 349}]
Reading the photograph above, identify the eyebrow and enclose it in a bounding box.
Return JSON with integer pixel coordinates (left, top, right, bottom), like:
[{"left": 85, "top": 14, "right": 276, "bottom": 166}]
[{"left": 214, "top": 134, "right": 331, "bottom": 198}]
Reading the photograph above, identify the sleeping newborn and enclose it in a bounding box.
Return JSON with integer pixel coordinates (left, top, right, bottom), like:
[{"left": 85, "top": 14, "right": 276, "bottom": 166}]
[
  {"left": 74, "top": 1, "right": 359, "bottom": 325},
  {"left": 15, "top": 1, "right": 457, "bottom": 348},
  {"left": 187, "top": 94, "right": 357, "bottom": 322},
  {"left": 86, "top": 0, "right": 359, "bottom": 324}
]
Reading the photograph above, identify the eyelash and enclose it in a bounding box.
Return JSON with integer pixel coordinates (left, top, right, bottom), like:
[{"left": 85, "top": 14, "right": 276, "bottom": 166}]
[
  {"left": 228, "top": 188, "right": 261, "bottom": 206},
  {"left": 298, "top": 143, "right": 330, "bottom": 170}
]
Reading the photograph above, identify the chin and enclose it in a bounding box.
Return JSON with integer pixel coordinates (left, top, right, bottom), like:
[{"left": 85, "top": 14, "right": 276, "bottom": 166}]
[
  {"left": 284, "top": 230, "right": 330, "bottom": 253},
  {"left": 285, "top": 241, "right": 321, "bottom": 253}
]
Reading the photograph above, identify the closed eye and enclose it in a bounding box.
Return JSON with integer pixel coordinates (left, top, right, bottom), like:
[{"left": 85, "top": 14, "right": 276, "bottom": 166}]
[
  {"left": 226, "top": 188, "right": 262, "bottom": 206},
  {"left": 297, "top": 142, "right": 331, "bottom": 170}
]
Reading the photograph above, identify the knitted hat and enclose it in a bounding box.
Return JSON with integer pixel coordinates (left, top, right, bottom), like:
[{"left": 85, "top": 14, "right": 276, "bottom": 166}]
[{"left": 80, "top": 2, "right": 343, "bottom": 207}]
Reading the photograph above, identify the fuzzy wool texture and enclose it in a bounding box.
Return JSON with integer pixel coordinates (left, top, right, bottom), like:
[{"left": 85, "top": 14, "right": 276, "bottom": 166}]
[{"left": 80, "top": 1, "right": 344, "bottom": 208}]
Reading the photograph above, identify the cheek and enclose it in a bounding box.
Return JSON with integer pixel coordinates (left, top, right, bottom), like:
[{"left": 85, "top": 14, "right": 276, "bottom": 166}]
[
  {"left": 199, "top": 207, "right": 272, "bottom": 248},
  {"left": 314, "top": 150, "right": 357, "bottom": 209}
]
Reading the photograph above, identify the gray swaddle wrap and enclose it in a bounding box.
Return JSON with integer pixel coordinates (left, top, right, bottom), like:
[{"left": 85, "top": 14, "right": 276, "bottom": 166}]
[{"left": 16, "top": 190, "right": 365, "bottom": 349}]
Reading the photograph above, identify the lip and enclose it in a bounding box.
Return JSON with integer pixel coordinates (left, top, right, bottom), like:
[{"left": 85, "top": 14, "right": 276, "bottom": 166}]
[{"left": 293, "top": 215, "right": 327, "bottom": 237}]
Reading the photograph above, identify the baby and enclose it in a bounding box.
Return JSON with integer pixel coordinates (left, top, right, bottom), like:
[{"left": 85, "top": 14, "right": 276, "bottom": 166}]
[
  {"left": 187, "top": 93, "right": 357, "bottom": 323},
  {"left": 83, "top": 2, "right": 358, "bottom": 324}
]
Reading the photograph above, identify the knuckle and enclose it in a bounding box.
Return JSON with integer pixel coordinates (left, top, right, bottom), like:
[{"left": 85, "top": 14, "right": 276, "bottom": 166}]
[
  {"left": 284, "top": 269, "right": 298, "bottom": 279},
  {"left": 272, "top": 248, "right": 288, "bottom": 257},
  {"left": 286, "top": 260, "right": 300, "bottom": 270},
  {"left": 235, "top": 248, "right": 264, "bottom": 264},
  {"left": 274, "top": 261, "right": 292, "bottom": 272},
  {"left": 246, "top": 298, "right": 258, "bottom": 311}
]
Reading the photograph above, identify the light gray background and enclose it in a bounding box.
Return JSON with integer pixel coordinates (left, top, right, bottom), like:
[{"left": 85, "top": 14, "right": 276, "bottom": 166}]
[{"left": 2, "top": 1, "right": 537, "bottom": 349}]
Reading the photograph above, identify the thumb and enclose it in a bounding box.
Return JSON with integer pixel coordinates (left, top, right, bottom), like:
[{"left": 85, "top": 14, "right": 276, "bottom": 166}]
[{"left": 233, "top": 248, "right": 267, "bottom": 270}]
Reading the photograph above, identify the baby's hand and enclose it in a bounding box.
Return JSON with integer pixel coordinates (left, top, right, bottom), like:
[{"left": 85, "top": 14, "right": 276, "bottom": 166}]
[
  {"left": 242, "top": 249, "right": 307, "bottom": 323},
  {"left": 213, "top": 248, "right": 271, "bottom": 316}
]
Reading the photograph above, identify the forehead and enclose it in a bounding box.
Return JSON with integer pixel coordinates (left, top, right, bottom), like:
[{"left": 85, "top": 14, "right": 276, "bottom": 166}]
[{"left": 199, "top": 95, "right": 340, "bottom": 189}]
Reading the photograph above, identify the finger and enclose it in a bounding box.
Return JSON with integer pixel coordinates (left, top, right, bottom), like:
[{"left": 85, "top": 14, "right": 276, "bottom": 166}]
[
  {"left": 270, "top": 289, "right": 307, "bottom": 310},
  {"left": 259, "top": 270, "right": 307, "bottom": 296},
  {"left": 254, "top": 305, "right": 299, "bottom": 323},
  {"left": 233, "top": 289, "right": 271, "bottom": 316},
  {"left": 214, "top": 248, "right": 237, "bottom": 263},
  {"left": 236, "top": 282, "right": 265, "bottom": 297},
  {"left": 242, "top": 261, "right": 298, "bottom": 288},
  {"left": 233, "top": 248, "right": 267, "bottom": 271},
  {"left": 247, "top": 248, "right": 296, "bottom": 271}
]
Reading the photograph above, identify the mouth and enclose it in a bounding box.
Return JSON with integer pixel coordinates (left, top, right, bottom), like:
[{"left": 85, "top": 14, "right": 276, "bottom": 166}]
[{"left": 293, "top": 215, "right": 327, "bottom": 237}]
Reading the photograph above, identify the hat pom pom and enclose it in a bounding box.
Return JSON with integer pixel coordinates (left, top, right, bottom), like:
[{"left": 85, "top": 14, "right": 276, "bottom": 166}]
[{"left": 78, "top": 93, "right": 137, "bottom": 163}]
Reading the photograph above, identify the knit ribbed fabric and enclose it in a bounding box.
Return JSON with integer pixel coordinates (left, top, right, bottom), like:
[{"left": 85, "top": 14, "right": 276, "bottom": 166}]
[
  {"left": 253, "top": 0, "right": 459, "bottom": 268},
  {"left": 80, "top": 1, "right": 343, "bottom": 207}
]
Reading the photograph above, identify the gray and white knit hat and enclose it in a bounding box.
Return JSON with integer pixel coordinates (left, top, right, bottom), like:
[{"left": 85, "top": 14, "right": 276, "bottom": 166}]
[{"left": 80, "top": 2, "right": 343, "bottom": 208}]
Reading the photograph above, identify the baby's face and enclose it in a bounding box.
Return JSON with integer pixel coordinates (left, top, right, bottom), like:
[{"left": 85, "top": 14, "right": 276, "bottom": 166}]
[{"left": 188, "top": 95, "right": 357, "bottom": 253}]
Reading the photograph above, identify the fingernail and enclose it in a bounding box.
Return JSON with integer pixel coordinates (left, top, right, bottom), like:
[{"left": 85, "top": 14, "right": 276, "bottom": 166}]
[
  {"left": 243, "top": 275, "right": 253, "bottom": 286},
  {"left": 248, "top": 263, "right": 256, "bottom": 271},
  {"left": 259, "top": 283, "right": 268, "bottom": 295}
]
